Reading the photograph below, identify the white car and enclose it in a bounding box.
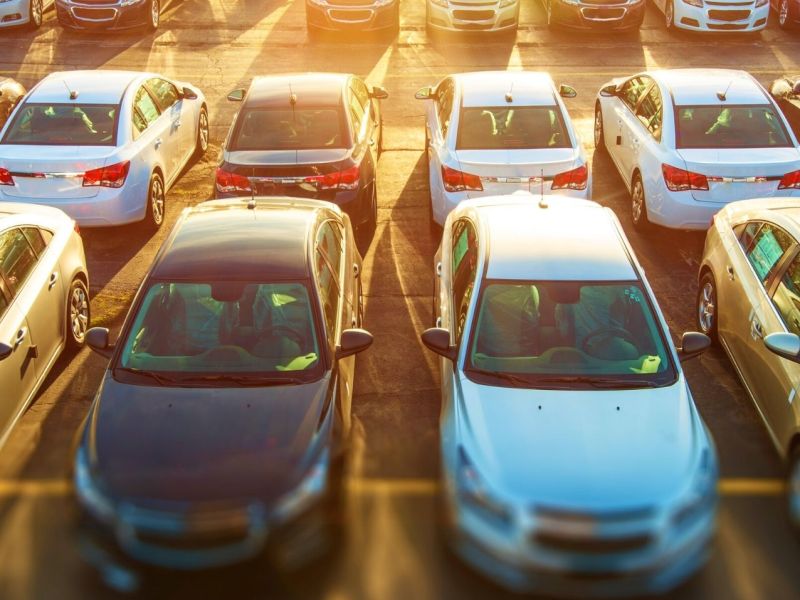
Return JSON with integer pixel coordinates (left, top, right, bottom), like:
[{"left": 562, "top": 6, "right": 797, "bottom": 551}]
[
  {"left": 426, "top": 0, "right": 519, "bottom": 34},
  {"left": 415, "top": 71, "right": 589, "bottom": 227},
  {"left": 420, "top": 194, "right": 717, "bottom": 597},
  {"left": 0, "top": 202, "right": 88, "bottom": 449},
  {"left": 652, "top": 0, "right": 769, "bottom": 32},
  {"left": 0, "top": 0, "right": 52, "bottom": 29},
  {"left": 595, "top": 69, "right": 800, "bottom": 231},
  {"left": 0, "top": 70, "right": 209, "bottom": 229}
]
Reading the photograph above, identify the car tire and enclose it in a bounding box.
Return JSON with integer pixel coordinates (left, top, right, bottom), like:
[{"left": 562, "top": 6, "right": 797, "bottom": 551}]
[
  {"left": 696, "top": 271, "right": 718, "bottom": 343},
  {"left": 194, "top": 105, "right": 209, "bottom": 159},
  {"left": 144, "top": 172, "right": 165, "bottom": 230},
  {"left": 594, "top": 103, "right": 606, "bottom": 153},
  {"left": 665, "top": 0, "right": 675, "bottom": 30},
  {"left": 788, "top": 445, "right": 800, "bottom": 530},
  {"left": 545, "top": 0, "right": 555, "bottom": 28},
  {"left": 630, "top": 172, "right": 650, "bottom": 230},
  {"left": 66, "top": 278, "right": 90, "bottom": 351},
  {"left": 28, "top": 0, "right": 43, "bottom": 29},
  {"left": 778, "top": 0, "right": 796, "bottom": 29},
  {"left": 145, "top": 0, "right": 160, "bottom": 32}
]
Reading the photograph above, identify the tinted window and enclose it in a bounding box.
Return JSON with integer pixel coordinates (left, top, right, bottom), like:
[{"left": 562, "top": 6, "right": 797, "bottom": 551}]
[
  {"left": 457, "top": 106, "right": 571, "bottom": 150},
  {"left": 451, "top": 220, "right": 478, "bottom": 342},
  {"left": 351, "top": 78, "right": 370, "bottom": 111},
  {"left": 2, "top": 103, "right": 118, "bottom": 146},
  {"left": 773, "top": 255, "right": 800, "bottom": 335},
  {"left": 0, "top": 228, "right": 38, "bottom": 295},
  {"left": 620, "top": 77, "right": 649, "bottom": 110},
  {"left": 635, "top": 86, "right": 663, "bottom": 140},
  {"left": 231, "top": 108, "right": 344, "bottom": 150},
  {"left": 348, "top": 95, "right": 364, "bottom": 140},
  {"left": 744, "top": 222, "right": 793, "bottom": 283},
  {"left": 316, "top": 257, "right": 340, "bottom": 346},
  {"left": 134, "top": 87, "right": 161, "bottom": 126},
  {"left": 675, "top": 105, "right": 791, "bottom": 149},
  {"left": 436, "top": 79, "right": 454, "bottom": 137},
  {"left": 21, "top": 227, "right": 46, "bottom": 257},
  {"left": 317, "top": 221, "right": 343, "bottom": 279},
  {"left": 147, "top": 78, "right": 180, "bottom": 110}
]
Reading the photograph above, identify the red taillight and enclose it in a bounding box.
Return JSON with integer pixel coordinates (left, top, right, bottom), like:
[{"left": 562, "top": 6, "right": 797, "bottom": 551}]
[
  {"left": 74, "top": 222, "right": 81, "bottom": 236},
  {"left": 303, "top": 165, "right": 360, "bottom": 191},
  {"left": 82, "top": 161, "right": 130, "bottom": 188},
  {"left": 0, "top": 168, "right": 14, "bottom": 186},
  {"left": 662, "top": 163, "right": 708, "bottom": 192},
  {"left": 551, "top": 165, "right": 588, "bottom": 191},
  {"left": 778, "top": 170, "right": 800, "bottom": 190},
  {"left": 441, "top": 165, "right": 482, "bottom": 193},
  {"left": 215, "top": 168, "right": 252, "bottom": 195}
]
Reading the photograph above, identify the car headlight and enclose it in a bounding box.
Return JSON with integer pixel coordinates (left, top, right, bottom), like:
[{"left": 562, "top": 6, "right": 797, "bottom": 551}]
[
  {"left": 672, "top": 449, "right": 717, "bottom": 529},
  {"left": 429, "top": 0, "right": 449, "bottom": 7},
  {"left": 273, "top": 449, "right": 330, "bottom": 524},
  {"left": 457, "top": 448, "right": 513, "bottom": 528},
  {"left": 498, "top": 0, "right": 517, "bottom": 7},
  {"left": 682, "top": 0, "right": 703, "bottom": 6},
  {"left": 373, "top": 0, "right": 394, "bottom": 5},
  {"left": 754, "top": 0, "right": 767, "bottom": 6},
  {"left": 119, "top": 0, "right": 145, "bottom": 5},
  {"left": 74, "top": 448, "right": 115, "bottom": 524}
]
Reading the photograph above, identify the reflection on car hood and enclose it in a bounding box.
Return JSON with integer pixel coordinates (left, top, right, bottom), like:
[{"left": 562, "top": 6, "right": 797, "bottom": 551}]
[{"left": 87, "top": 372, "right": 330, "bottom": 506}]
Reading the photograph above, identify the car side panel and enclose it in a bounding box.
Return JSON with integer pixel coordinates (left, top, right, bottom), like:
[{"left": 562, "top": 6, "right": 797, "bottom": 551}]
[{"left": 0, "top": 304, "right": 35, "bottom": 446}]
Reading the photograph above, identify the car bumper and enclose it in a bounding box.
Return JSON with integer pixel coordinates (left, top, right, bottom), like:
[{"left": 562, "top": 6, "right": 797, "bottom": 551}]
[
  {"left": 0, "top": 0, "right": 31, "bottom": 27},
  {"left": 426, "top": 2, "right": 518, "bottom": 32},
  {"left": 305, "top": 0, "right": 397, "bottom": 31},
  {"left": 673, "top": 2, "right": 768, "bottom": 31},
  {"left": 56, "top": 0, "right": 150, "bottom": 30},
  {"left": 550, "top": 1, "right": 645, "bottom": 30},
  {"left": 0, "top": 187, "right": 146, "bottom": 227}
]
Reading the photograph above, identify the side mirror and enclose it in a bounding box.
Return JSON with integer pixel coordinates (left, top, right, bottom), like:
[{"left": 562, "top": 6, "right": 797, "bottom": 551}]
[
  {"left": 414, "top": 86, "right": 433, "bottom": 101},
  {"left": 0, "top": 342, "right": 12, "bottom": 361},
  {"left": 181, "top": 86, "right": 198, "bottom": 100},
  {"left": 764, "top": 332, "right": 800, "bottom": 363},
  {"left": 86, "top": 327, "right": 114, "bottom": 359},
  {"left": 420, "top": 327, "right": 457, "bottom": 361},
  {"left": 227, "top": 89, "right": 245, "bottom": 102},
  {"left": 599, "top": 84, "right": 618, "bottom": 98},
  {"left": 677, "top": 331, "right": 710, "bottom": 362},
  {"left": 559, "top": 84, "right": 577, "bottom": 99},
  {"left": 794, "top": 80, "right": 800, "bottom": 96},
  {"left": 370, "top": 85, "right": 389, "bottom": 100},
  {"left": 336, "top": 328, "right": 373, "bottom": 359}
]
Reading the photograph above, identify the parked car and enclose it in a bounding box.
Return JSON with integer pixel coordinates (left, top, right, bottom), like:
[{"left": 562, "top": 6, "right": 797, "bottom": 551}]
[
  {"left": 305, "top": 0, "right": 400, "bottom": 38},
  {"left": 0, "top": 202, "right": 89, "bottom": 449},
  {"left": 0, "top": 0, "right": 52, "bottom": 29},
  {"left": 420, "top": 194, "right": 717, "bottom": 596},
  {"left": 56, "top": 0, "right": 172, "bottom": 31},
  {"left": 425, "top": 0, "right": 519, "bottom": 35},
  {"left": 541, "top": 0, "right": 645, "bottom": 31},
  {"left": 0, "top": 70, "right": 208, "bottom": 229},
  {"left": 74, "top": 197, "right": 372, "bottom": 577},
  {"left": 216, "top": 73, "right": 386, "bottom": 236},
  {"left": 0, "top": 78, "right": 26, "bottom": 130},
  {"left": 696, "top": 197, "right": 800, "bottom": 527},
  {"left": 771, "top": 75, "right": 800, "bottom": 137},
  {"left": 651, "top": 0, "right": 768, "bottom": 31},
  {"left": 414, "top": 71, "right": 588, "bottom": 227},
  {"left": 771, "top": 0, "right": 799, "bottom": 28},
  {"left": 594, "top": 69, "right": 800, "bottom": 230}
]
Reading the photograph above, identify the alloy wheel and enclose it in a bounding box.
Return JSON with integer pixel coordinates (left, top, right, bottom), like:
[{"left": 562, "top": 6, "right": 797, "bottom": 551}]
[
  {"left": 698, "top": 281, "right": 716, "bottom": 335},
  {"left": 70, "top": 285, "right": 89, "bottom": 344},
  {"left": 31, "top": 0, "right": 42, "bottom": 26},
  {"left": 150, "top": 176, "right": 165, "bottom": 226},
  {"left": 665, "top": 0, "right": 674, "bottom": 28},
  {"left": 631, "top": 178, "right": 645, "bottom": 225},
  {"left": 780, "top": 0, "right": 789, "bottom": 27},
  {"left": 594, "top": 108, "right": 603, "bottom": 148},
  {"left": 151, "top": 0, "right": 160, "bottom": 29},
  {"left": 198, "top": 108, "right": 209, "bottom": 153}
]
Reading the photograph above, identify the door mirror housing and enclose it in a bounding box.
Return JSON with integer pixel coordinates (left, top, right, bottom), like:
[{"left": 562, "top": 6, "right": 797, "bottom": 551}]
[
  {"left": 336, "top": 328, "right": 373, "bottom": 359},
  {"left": 559, "top": 84, "right": 577, "bottom": 98},
  {"left": 421, "top": 327, "right": 457, "bottom": 361},
  {"left": 370, "top": 85, "right": 389, "bottom": 100},
  {"left": 599, "top": 84, "right": 618, "bottom": 98},
  {"left": 414, "top": 86, "right": 434, "bottom": 100},
  {"left": 86, "top": 327, "right": 114, "bottom": 359},
  {"left": 0, "top": 342, "right": 12, "bottom": 361},
  {"left": 677, "top": 331, "right": 710, "bottom": 361},
  {"left": 181, "top": 86, "right": 198, "bottom": 100},
  {"left": 764, "top": 332, "right": 800, "bottom": 363},
  {"left": 227, "top": 89, "right": 245, "bottom": 102}
]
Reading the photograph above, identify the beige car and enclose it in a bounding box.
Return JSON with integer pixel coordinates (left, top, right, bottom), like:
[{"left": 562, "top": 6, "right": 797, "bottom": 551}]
[{"left": 697, "top": 197, "right": 800, "bottom": 525}]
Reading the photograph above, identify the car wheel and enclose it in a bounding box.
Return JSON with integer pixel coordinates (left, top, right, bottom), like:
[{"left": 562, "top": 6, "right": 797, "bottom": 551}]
[
  {"left": 545, "top": 0, "right": 554, "bottom": 27},
  {"left": 779, "top": 0, "right": 795, "bottom": 28},
  {"left": 194, "top": 105, "right": 209, "bottom": 158},
  {"left": 144, "top": 172, "right": 165, "bottom": 230},
  {"left": 28, "top": 0, "right": 43, "bottom": 29},
  {"left": 665, "top": 0, "right": 675, "bottom": 29},
  {"left": 788, "top": 446, "right": 800, "bottom": 530},
  {"left": 146, "top": 0, "right": 160, "bottom": 32},
  {"left": 696, "top": 271, "right": 718, "bottom": 342},
  {"left": 66, "top": 278, "right": 90, "bottom": 351},
  {"left": 630, "top": 173, "right": 650, "bottom": 230},
  {"left": 594, "top": 103, "right": 606, "bottom": 153}
]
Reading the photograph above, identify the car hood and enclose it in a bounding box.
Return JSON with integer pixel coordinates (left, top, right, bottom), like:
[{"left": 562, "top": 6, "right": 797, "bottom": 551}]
[
  {"left": 86, "top": 372, "right": 330, "bottom": 506},
  {"left": 455, "top": 376, "right": 701, "bottom": 510}
]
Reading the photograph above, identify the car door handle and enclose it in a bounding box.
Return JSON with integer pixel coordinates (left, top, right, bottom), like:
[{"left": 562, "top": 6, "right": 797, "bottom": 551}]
[
  {"left": 750, "top": 319, "right": 764, "bottom": 340},
  {"left": 726, "top": 265, "right": 735, "bottom": 280},
  {"left": 155, "top": 138, "right": 163, "bottom": 149},
  {"left": 48, "top": 272, "right": 59, "bottom": 289},
  {"left": 436, "top": 261, "right": 442, "bottom": 277},
  {"left": 174, "top": 120, "right": 181, "bottom": 128},
  {"left": 368, "top": 139, "right": 375, "bottom": 146},
  {"left": 14, "top": 327, "right": 27, "bottom": 348}
]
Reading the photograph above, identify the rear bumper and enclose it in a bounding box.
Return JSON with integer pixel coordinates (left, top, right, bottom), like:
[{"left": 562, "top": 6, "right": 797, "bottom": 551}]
[
  {"left": 55, "top": 0, "right": 151, "bottom": 30},
  {"left": 550, "top": 0, "right": 645, "bottom": 30},
  {"left": 426, "top": 1, "right": 519, "bottom": 32},
  {"left": 0, "top": 187, "right": 146, "bottom": 227},
  {"left": 305, "top": 0, "right": 398, "bottom": 31},
  {"left": 673, "top": 1, "right": 768, "bottom": 31}
]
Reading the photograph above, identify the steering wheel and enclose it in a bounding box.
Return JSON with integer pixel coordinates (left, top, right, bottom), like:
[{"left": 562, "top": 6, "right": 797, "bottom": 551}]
[
  {"left": 257, "top": 325, "right": 306, "bottom": 350},
  {"left": 581, "top": 327, "right": 638, "bottom": 355}
]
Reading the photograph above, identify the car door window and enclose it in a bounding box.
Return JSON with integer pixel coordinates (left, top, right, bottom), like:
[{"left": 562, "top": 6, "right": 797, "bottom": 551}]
[
  {"left": 635, "top": 85, "right": 663, "bottom": 141},
  {"left": 351, "top": 78, "right": 370, "bottom": 114},
  {"left": 0, "top": 287, "right": 8, "bottom": 320},
  {"left": 772, "top": 254, "right": 800, "bottom": 335},
  {"left": 133, "top": 86, "right": 161, "bottom": 138},
  {"left": 436, "top": 79, "right": 454, "bottom": 137},
  {"left": 620, "top": 77, "right": 649, "bottom": 111},
  {"left": 146, "top": 78, "right": 180, "bottom": 112},
  {"left": 0, "top": 228, "right": 38, "bottom": 296},
  {"left": 451, "top": 219, "right": 478, "bottom": 342},
  {"left": 317, "top": 221, "right": 343, "bottom": 279},
  {"left": 21, "top": 227, "right": 47, "bottom": 257},
  {"left": 743, "top": 222, "right": 794, "bottom": 284},
  {"left": 348, "top": 93, "right": 365, "bottom": 141},
  {"left": 316, "top": 249, "right": 341, "bottom": 347}
]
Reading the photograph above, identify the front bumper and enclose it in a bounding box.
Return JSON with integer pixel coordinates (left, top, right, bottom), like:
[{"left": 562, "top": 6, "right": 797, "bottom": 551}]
[
  {"left": 56, "top": 0, "right": 151, "bottom": 30},
  {"left": 305, "top": 0, "right": 398, "bottom": 31},
  {"left": 0, "top": 0, "right": 31, "bottom": 28},
  {"left": 426, "top": 1, "right": 518, "bottom": 32},
  {"left": 550, "top": 0, "right": 646, "bottom": 30},
  {"left": 673, "top": 1, "right": 768, "bottom": 31}
]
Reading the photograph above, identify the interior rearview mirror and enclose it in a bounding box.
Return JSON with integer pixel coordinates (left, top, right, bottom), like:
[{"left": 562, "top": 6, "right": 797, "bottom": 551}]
[
  {"left": 559, "top": 84, "right": 577, "bottom": 99},
  {"left": 599, "top": 84, "right": 618, "bottom": 98},
  {"left": 86, "top": 327, "right": 114, "bottom": 359},
  {"left": 182, "top": 86, "right": 198, "bottom": 100},
  {"left": 414, "top": 86, "right": 433, "bottom": 101},
  {"left": 227, "top": 89, "right": 245, "bottom": 102},
  {"left": 421, "top": 327, "right": 457, "bottom": 361},
  {"left": 371, "top": 85, "right": 389, "bottom": 100},
  {"left": 677, "top": 331, "right": 710, "bottom": 362},
  {"left": 336, "top": 329, "right": 373, "bottom": 359},
  {"left": 0, "top": 342, "right": 12, "bottom": 361},
  {"left": 764, "top": 332, "right": 800, "bottom": 363}
]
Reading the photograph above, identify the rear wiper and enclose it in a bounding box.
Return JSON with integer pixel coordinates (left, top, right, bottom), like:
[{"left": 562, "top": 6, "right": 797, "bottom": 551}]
[
  {"left": 114, "top": 367, "right": 182, "bottom": 386},
  {"left": 180, "top": 374, "right": 305, "bottom": 387},
  {"left": 534, "top": 376, "right": 661, "bottom": 389}
]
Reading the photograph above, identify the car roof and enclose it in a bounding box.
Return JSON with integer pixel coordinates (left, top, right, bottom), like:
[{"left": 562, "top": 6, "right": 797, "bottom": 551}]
[
  {"left": 720, "top": 198, "right": 800, "bottom": 235},
  {"left": 471, "top": 196, "right": 637, "bottom": 281},
  {"left": 151, "top": 198, "right": 337, "bottom": 281},
  {"left": 652, "top": 69, "right": 768, "bottom": 106},
  {"left": 28, "top": 70, "right": 147, "bottom": 105},
  {"left": 244, "top": 73, "right": 349, "bottom": 108},
  {"left": 455, "top": 71, "right": 557, "bottom": 108}
]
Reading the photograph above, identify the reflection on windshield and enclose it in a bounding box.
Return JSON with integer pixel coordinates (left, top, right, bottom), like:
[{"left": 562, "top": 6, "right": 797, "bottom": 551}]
[
  {"left": 232, "top": 108, "right": 344, "bottom": 151},
  {"left": 3, "top": 103, "right": 118, "bottom": 146},
  {"left": 467, "top": 281, "right": 675, "bottom": 386},
  {"left": 675, "top": 105, "right": 791, "bottom": 149},
  {"left": 457, "top": 106, "right": 571, "bottom": 150},
  {"left": 118, "top": 282, "right": 321, "bottom": 379}
]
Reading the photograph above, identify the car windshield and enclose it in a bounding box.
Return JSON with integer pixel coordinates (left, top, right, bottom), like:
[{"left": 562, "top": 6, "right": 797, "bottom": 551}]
[
  {"left": 466, "top": 281, "right": 676, "bottom": 388},
  {"left": 2, "top": 103, "right": 118, "bottom": 146},
  {"left": 117, "top": 281, "right": 322, "bottom": 384},
  {"left": 674, "top": 105, "right": 791, "bottom": 149},
  {"left": 456, "top": 106, "right": 571, "bottom": 150},
  {"left": 231, "top": 107, "right": 345, "bottom": 151}
]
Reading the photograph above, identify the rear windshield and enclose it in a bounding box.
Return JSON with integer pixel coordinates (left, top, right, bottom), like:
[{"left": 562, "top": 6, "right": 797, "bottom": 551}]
[
  {"left": 231, "top": 108, "right": 346, "bottom": 151},
  {"left": 675, "top": 105, "right": 792, "bottom": 149},
  {"left": 2, "top": 103, "right": 118, "bottom": 146},
  {"left": 457, "top": 106, "right": 572, "bottom": 150}
]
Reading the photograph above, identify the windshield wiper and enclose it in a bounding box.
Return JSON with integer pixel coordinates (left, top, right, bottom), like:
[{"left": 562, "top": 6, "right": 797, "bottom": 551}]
[
  {"left": 534, "top": 376, "right": 662, "bottom": 389},
  {"left": 466, "top": 368, "right": 536, "bottom": 387},
  {"left": 114, "top": 367, "right": 182, "bottom": 386},
  {"left": 178, "top": 374, "right": 305, "bottom": 387}
]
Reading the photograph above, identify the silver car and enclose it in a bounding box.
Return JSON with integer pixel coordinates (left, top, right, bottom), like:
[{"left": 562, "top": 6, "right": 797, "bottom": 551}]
[
  {"left": 697, "top": 197, "right": 800, "bottom": 526},
  {"left": 0, "top": 202, "right": 89, "bottom": 448}
]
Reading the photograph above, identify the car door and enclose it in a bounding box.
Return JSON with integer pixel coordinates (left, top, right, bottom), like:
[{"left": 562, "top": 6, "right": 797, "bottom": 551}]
[
  {"left": 146, "top": 78, "right": 189, "bottom": 182},
  {"left": 610, "top": 76, "right": 650, "bottom": 185},
  {"left": 428, "top": 78, "right": 456, "bottom": 216},
  {"left": 132, "top": 85, "right": 169, "bottom": 183}
]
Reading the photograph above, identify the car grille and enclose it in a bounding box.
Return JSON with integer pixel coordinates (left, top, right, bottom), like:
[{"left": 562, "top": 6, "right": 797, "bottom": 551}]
[
  {"left": 72, "top": 0, "right": 118, "bottom": 5},
  {"left": 708, "top": 9, "right": 750, "bottom": 19},
  {"left": 707, "top": 21, "right": 749, "bottom": 27},
  {"left": 580, "top": 0, "right": 628, "bottom": 5},
  {"left": 135, "top": 528, "right": 250, "bottom": 551},
  {"left": 329, "top": 8, "right": 372, "bottom": 20},
  {"left": 705, "top": 0, "right": 752, "bottom": 4},
  {"left": 325, "top": 0, "right": 375, "bottom": 5},
  {"left": 72, "top": 6, "right": 116, "bottom": 18},
  {"left": 581, "top": 7, "right": 626, "bottom": 18},
  {"left": 532, "top": 531, "right": 652, "bottom": 554},
  {"left": 453, "top": 9, "right": 496, "bottom": 20}
]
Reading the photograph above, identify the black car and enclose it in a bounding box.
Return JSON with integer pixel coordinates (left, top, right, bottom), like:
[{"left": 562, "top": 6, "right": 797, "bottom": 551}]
[
  {"left": 542, "top": 0, "right": 645, "bottom": 31},
  {"left": 216, "top": 73, "right": 387, "bottom": 236},
  {"left": 56, "top": 0, "right": 172, "bottom": 31},
  {"left": 74, "top": 197, "right": 372, "bottom": 579},
  {"left": 305, "top": 0, "right": 400, "bottom": 38}
]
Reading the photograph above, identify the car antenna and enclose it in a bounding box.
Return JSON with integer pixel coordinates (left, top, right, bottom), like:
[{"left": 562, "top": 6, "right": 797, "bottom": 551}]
[
  {"left": 63, "top": 80, "right": 78, "bottom": 100},
  {"left": 717, "top": 79, "right": 735, "bottom": 102},
  {"left": 505, "top": 81, "right": 514, "bottom": 104},
  {"left": 538, "top": 169, "right": 547, "bottom": 208}
]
